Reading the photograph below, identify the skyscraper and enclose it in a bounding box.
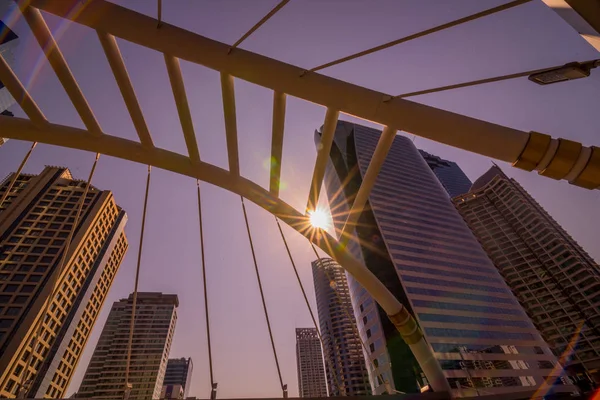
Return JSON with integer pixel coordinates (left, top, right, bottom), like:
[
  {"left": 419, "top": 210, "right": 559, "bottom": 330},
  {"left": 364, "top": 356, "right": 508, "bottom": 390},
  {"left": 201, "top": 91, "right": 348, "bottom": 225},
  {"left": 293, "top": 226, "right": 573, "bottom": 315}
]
[
  {"left": 296, "top": 328, "right": 327, "bottom": 397},
  {"left": 0, "top": 166, "right": 128, "bottom": 398},
  {"left": 318, "top": 121, "right": 572, "bottom": 397},
  {"left": 1, "top": 8, "right": 19, "bottom": 114},
  {"left": 419, "top": 150, "right": 472, "bottom": 197},
  {"left": 78, "top": 293, "right": 179, "bottom": 400},
  {"left": 453, "top": 165, "right": 600, "bottom": 386},
  {"left": 311, "top": 257, "right": 371, "bottom": 396},
  {"left": 163, "top": 357, "right": 193, "bottom": 398}
]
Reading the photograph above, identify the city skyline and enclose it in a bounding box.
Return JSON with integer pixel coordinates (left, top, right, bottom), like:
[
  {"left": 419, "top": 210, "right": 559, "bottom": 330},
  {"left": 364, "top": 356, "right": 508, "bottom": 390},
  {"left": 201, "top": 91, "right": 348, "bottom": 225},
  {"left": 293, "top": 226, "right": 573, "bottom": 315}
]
[{"left": 0, "top": 0, "right": 598, "bottom": 398}]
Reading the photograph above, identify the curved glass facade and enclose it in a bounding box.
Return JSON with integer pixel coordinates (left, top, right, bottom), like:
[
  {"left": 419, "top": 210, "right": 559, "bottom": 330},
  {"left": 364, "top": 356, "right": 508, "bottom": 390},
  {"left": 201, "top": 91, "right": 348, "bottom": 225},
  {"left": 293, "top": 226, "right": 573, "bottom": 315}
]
[{"left": 318, "top": 121, "right": 572, "bottom": 397}]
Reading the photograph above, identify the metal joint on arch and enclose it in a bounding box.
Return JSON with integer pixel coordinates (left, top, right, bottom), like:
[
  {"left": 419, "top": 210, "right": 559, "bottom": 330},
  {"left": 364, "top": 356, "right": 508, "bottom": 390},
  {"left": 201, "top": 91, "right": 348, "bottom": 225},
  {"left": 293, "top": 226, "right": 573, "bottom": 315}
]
[
  {"left": 513, "top": 131, "right": 600, "bottom": 189},
  {"left": 388, "top": 307, "right": 423, "bottom": 345}
]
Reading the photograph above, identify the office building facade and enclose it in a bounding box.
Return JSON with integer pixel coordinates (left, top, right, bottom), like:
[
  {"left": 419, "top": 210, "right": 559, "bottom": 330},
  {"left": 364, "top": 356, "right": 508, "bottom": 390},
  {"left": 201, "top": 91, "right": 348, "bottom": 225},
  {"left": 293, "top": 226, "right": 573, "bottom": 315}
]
[
  {"left": 318, "top": 121, "right": 571, "bottom": 397},
  {"left": 0, "top": 167, "right": 128, "bottom": 398},
  {"left": 419, "top": 150, "right": 472, "bottom": 197},
  {"left": 163, "top": 357, "right": 193, "bottom": 398},
  {"left": 454, "top": 166, "right": 600, "bottom": 386},
  {"left": 78, "top": 293, "right": 178, "bottom": 400},
  {"left": 296, "top": 328, "right": 328, "bottom": 397},
  {"left": 312, "top": 257, "right": 371, "bottom": 396}
]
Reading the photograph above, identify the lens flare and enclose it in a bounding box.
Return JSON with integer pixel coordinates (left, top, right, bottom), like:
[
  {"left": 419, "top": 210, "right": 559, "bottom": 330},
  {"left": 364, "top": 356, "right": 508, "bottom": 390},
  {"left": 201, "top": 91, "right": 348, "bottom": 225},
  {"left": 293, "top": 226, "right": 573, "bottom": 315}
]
[{"left": 309, "top": 208, "right": 329, "bottom": 229}]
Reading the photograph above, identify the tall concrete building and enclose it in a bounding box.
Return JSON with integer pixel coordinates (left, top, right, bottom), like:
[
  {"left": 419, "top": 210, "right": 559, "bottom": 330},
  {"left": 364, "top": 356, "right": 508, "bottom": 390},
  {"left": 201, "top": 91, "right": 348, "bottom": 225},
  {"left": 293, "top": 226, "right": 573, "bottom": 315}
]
[
  {"left": 419, "top": 150, "right": 472, "bottom": 197},
  {"left": 318, "top": 121, "right": 572, "bottom": 397},
  {"left": 296, "top": 328, "right": 327, "bottom": 397},
  {"left": 78, "top": 293, "right": 178, "bottom": 400},
  {"left": 163, "top": 357, "right": 193, "bottom": 398},
  {"left": 0, "top": 167, "right": 128, "bottom": 398},
  {"left": 311, "top": 257, "right": 371, "bottom": 396},
  {"left": 454, "top": 165, "right": 600, "bottom": 386}
]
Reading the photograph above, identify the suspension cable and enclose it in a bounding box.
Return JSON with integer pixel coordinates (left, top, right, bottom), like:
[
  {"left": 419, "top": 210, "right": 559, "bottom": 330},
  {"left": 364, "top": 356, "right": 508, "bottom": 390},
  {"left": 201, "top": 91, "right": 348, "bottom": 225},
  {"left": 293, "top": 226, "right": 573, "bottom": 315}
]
[
  {"left": 229, "top": 0, "right": 290, "bottom": 52},
  {"left": 274, "top": 216, "right": 344, "bottom": 396},
  {"left": 309, "top": 240, "right": 387, "bottom": 394},
  {"left": 124, "top": 165, "right": 152, "bottom": 399},
  {"left": 240, "top": 196, "right": 287, "bottom": 397},
  {"left": 0, "top": 142, "right": 37, "bottom": 211},
  {"left": 157, "top": 0, "right": 162, "bottom": 28},
  {"left": 308, "top": 0, "right": 530, "bottom": 73},
  {"left": 197, "top": 180, "right": 218, "bottom": 400},
  {"left": 17, "top": 153, "right": 100, "bottom": 397},
  {"left": 392, "top": 59, "right": 600, "bottom": 99}
]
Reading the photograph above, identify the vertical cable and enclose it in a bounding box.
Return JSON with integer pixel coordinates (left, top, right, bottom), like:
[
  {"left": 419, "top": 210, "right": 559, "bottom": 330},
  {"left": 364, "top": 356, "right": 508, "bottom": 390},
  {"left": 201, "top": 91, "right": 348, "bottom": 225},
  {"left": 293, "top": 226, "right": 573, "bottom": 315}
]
[
  {"left": 240, "top": 196, "right": 286, "bottom": 397},
  {"left": 17, "top": 153, "right": 100, "bottom": 397},
  {"left": 275, "top": 216, "right": 344, "bottom": 396},
  {"left": 309, "top": 241, "right": 386, "bottom": 394},
  {"left": 197, "top": 180, "right": 217, "bottom": 399},
  {"left": 124, "top": 165, "right": 151, "bottom": 399},
  {"left": 0, "top": 142, "right": 37, "bottom": 211}
]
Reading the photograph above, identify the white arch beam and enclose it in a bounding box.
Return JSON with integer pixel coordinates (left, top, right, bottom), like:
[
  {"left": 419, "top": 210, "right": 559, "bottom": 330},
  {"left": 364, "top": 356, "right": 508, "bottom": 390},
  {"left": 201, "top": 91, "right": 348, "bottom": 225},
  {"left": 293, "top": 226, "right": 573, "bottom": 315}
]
[
  {"left": 0, "top": 114, "right": 450, "bottom": 393},
  {"left": 30, "top": 0, "right": 600, "bottom": 190}
]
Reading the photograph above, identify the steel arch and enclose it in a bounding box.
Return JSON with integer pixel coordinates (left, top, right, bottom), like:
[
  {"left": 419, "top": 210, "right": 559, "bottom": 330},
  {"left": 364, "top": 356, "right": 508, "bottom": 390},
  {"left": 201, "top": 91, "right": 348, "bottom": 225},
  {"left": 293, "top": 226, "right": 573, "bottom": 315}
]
[{"left": 1, "top": 0, "right": 598, "bottom": 395}]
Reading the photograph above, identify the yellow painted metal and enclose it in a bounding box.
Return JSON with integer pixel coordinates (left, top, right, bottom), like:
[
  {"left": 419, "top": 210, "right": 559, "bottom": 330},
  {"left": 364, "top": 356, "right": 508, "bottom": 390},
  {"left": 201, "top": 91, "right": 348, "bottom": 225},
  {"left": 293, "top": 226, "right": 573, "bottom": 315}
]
[
  {"left": 0, "top": 53, "right": 47, "bottom": 126},
  {"left": 30, "top": 0, "right": 530, "bottom": 164},
  {"left": 165, "top": 54, "right": 201, "bottom": 164},
  {"left": 340, "top": 126, "right": 397, "bottom": 245},
  {"left": 19, "top": 5, "right": 102, "bottom": 135},
  {"left": 306, "top": 108, "right": 339, "bottom": 213},
  {"left": 571, "top": 146, "right": 600, "bottom": 189},
  {"left": 539, "top": 139, "right": 582, "bottom": 179},
  {"left": 221, "top": 73, "right": 240, "bottom": 176},
  {"left": 512, "top": 131, "right": 552, "bottom": 171},
  {"left": 98, "top": 32, "right": 154, "bottom": 147},
  {"left": 269, "top": 92, "right": 286, "bottom": 197}
]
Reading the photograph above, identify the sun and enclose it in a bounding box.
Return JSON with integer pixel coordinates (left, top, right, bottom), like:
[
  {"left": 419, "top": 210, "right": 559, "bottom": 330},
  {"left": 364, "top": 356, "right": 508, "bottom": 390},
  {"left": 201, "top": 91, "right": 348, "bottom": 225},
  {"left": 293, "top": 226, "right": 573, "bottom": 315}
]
[{"left": 309, "top": 208, "right": 330, "bottom": 229}]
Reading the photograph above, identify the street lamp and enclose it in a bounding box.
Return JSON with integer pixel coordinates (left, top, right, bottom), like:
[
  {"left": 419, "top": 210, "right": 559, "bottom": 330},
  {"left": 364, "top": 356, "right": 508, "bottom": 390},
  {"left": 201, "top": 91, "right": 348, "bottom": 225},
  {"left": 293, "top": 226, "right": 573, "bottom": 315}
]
[{"left": 528, "top": 60, "right": 599, "bottom": 85}]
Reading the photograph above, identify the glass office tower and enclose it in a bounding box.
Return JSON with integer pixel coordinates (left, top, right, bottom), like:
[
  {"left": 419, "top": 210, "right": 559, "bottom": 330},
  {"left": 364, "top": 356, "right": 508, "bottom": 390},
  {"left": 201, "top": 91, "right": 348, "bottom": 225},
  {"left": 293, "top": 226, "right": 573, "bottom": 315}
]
[
  {"left": 318, "top": 120, "right": 572, "bottom": 397},
  {"left": 419, "top": 150, "right": 472, "bottom": 198}
]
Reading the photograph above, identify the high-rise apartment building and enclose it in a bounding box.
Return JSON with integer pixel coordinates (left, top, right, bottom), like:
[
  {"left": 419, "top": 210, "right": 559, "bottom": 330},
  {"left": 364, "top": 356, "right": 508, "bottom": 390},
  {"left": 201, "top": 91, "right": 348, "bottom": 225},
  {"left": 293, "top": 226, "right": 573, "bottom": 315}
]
[
  {"left": 419, "top": 150, "right": 472, "bottom": 197},
  {"left": 454, "top": 165, "right": 600, "bottom": 386},
  {"left": 0, "top": 166, "right": 128, "bottom": 398},
  {"left": 163, "top": 357, "right": 193, "bottom": 398},
  {"left": 311, "top": 257, "right": 371, "bottom": 396},
  {"left": 318, "top": 121, "right": 573, "bottom": 397},
  {"left": 78, "top": 292, "right": 178, "bottom": 400},
  {"left": 296, "top": 328, "right": 327, "bottom": 397}
]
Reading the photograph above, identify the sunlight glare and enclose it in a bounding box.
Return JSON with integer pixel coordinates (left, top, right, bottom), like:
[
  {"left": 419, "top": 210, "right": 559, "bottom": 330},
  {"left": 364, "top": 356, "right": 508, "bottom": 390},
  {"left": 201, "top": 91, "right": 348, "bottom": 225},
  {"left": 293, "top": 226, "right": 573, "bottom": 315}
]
[{"left": 309, "top": 209, "right": 330, "bottom": 229}]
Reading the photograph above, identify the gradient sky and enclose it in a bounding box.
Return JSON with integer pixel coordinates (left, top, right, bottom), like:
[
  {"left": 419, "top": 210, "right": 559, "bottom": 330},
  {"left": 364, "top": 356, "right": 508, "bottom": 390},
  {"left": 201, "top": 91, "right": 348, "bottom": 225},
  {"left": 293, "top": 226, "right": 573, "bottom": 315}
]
[{"left": 1, "top": 0, "right": 599, "bottom": 398}]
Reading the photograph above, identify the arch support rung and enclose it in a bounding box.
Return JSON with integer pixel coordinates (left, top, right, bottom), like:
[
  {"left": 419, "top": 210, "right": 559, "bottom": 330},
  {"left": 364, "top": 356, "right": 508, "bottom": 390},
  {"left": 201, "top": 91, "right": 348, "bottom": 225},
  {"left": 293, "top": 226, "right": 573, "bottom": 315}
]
[
  {"left": 20, "top": 5, "right": 102, "bottom": 135},
  {"left": 269, "top": 91, "right": 286, "bottom": 197},
  {"left": 165, "top": 54, "right": 201, "bottom": 164},
  {"left": 0, "top": 53, "right": 46, "bottom": 126},
  {"left": 98, "top": 32, "right": 154, "bottom": 147},
  {"left": 306, "top": 108, "right": 339, "bottom": 213},
  {"left": 221, "top": 73, "right": 240, "bottom": 176},
  {"left": 340, "top": 126, "right": 397, "bottom": 245}
]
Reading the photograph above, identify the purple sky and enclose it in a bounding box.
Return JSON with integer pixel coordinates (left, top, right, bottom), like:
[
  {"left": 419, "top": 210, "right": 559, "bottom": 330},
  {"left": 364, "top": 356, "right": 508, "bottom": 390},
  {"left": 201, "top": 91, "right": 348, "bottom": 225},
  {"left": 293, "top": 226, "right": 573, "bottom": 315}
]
[{"left": 1, "top": 0, "right": 599, "bottom": 398}]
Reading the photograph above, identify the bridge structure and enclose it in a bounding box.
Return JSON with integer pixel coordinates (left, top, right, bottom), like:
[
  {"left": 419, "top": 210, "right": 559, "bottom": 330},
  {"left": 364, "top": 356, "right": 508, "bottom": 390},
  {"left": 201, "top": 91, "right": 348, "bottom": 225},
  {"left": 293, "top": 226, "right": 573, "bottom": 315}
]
[{"left": 0, "top": 0, "right": 599, "bottom": 399}]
